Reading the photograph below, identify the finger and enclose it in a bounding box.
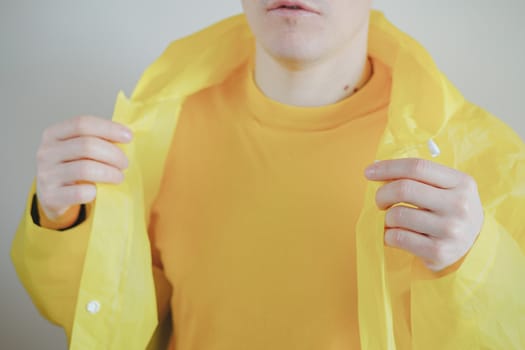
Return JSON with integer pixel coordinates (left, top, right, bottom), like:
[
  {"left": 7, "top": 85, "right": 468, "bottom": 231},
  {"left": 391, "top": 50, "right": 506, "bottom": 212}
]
[
  {"left": 376, "top": 179, "right": 451, "bottom": 212},
  {"left": 54, "top": 160, "right": 125, "bottom": 185},
  {"left": 365, "top": 158, "right": 465, "bottom": 189},
  {"left": 44, "top": 184, "right": 97, "bottom": 209},
  {"left": 385, "top": 205, "right": 445, "bottom": 238},
  {"left": 45, "top": 136, "right": 129, "bottom": 169},
  {"left": 384, "top": 228, "right": 436, "bottom": 262},
  {"left": 44, "top": 116, "right": 132, "bottom": 143}
]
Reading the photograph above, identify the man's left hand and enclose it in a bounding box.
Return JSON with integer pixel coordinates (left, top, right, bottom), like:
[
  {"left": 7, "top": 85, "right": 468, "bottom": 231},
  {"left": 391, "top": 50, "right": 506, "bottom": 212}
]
[{"left": 365, "top": 158, "right": 484, "bottom": 272}]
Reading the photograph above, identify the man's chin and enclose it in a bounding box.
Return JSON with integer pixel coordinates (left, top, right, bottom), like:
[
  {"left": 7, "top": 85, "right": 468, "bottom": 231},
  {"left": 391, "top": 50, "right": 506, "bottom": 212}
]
[{"left": 264, "top": 44, "right": 325, "bottom": 68}]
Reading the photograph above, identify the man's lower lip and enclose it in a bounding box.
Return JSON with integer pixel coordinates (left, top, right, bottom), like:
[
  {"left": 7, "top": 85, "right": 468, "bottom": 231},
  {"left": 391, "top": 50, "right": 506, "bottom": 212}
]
[{"left": 267, "top": 8, "right": 319, "bottom": 16}]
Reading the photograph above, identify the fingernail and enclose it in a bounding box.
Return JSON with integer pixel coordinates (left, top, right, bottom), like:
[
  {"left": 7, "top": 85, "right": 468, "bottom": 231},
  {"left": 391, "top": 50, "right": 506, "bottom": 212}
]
[
  {"left": 86, "top": 186, "right": 97, "bottom": 200},
  {"left": 384, "top": 230, "right": 394, "bottom": 246},
  {"left": 121, "top": 129, "right": 133, "bottom": 142},
  {"left": 365, "top": 166, "right": 376, "bottom": 178}
]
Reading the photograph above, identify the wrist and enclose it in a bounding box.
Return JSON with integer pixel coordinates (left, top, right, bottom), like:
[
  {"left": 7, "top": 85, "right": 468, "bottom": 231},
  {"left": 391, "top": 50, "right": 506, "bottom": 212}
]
[{"left": 33, "top": 195, "right": 82, "bottom": 230}]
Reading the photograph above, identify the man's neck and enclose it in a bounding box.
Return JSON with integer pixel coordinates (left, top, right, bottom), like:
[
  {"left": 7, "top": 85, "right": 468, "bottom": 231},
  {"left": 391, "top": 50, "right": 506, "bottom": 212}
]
[{"left": 253, "top": 23, "right": 370, "bottom": 108}]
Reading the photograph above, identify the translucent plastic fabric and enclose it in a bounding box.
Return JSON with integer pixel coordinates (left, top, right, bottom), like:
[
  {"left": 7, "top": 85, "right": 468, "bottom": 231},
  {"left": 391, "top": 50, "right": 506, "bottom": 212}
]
[{"left": 12, "top": 11, "right": 525, "bottom": 349}]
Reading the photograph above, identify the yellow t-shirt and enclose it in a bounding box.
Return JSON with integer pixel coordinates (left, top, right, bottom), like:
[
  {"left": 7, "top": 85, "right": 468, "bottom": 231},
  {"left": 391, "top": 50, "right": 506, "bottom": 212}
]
[{"left": 149, "top": 56, "right": 391, "bottom": 350}]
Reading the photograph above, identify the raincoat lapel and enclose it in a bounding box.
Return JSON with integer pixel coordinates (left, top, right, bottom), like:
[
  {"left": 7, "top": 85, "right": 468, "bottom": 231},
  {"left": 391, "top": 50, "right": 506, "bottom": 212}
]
[
  {"left": 355, "top": 12, "right": 466, "bottom": 349},
  {"left": 73, "top": 11, "right": 470, "bottom": 349}
]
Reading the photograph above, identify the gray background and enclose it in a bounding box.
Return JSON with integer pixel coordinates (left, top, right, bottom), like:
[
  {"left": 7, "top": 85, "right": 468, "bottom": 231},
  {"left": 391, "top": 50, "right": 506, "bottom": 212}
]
[{"left": 1, "top": 1, "right": 523, "bottom": 348}]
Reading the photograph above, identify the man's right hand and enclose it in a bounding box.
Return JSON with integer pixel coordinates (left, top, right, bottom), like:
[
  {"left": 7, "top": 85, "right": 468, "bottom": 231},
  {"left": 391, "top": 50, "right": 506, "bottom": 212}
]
[{"left": 36, "top": 115, "right": 133, "bottom": 221}]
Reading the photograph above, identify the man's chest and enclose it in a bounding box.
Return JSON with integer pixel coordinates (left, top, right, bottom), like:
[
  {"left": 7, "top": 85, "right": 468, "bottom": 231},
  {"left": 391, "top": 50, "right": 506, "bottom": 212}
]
[{"left": 152, "top": 104, "right": 387, "bottom": 288}]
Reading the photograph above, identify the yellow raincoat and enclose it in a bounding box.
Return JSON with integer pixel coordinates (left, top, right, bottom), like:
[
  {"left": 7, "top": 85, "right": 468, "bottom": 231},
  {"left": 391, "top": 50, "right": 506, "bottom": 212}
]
[{"left": 11, "top": 11, "right": 525, "bottom": 350}]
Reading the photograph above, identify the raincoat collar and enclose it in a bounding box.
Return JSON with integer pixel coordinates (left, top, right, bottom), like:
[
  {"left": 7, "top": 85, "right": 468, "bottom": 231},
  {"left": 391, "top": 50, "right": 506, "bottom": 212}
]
[
  {"left": 129, "top": 11, "right": 464, "bottom": 146},
  {"left": 120, "top": 11, "right": 467, "bottom": 349}
]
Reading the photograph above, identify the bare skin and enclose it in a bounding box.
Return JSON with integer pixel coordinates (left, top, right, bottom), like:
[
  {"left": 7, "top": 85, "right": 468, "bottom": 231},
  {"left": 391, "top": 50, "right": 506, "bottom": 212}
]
[
  {"left": 242, "top": 0, "right": 372, "bottom": 106},
  {"left": 365, "top": 159, "right": 484, "bottom": 272},
  {"left": 36, "top": 0, "right": 484, "bottom": 272},
  {"left": 36, "top": 115, "right": 132, "bottom": 220}
]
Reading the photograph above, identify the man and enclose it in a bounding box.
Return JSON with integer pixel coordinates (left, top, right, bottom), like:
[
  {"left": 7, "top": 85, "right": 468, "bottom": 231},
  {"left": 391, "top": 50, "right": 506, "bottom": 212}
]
[{"left": 11, "top": 1, "right": 525, "bottom": 349}]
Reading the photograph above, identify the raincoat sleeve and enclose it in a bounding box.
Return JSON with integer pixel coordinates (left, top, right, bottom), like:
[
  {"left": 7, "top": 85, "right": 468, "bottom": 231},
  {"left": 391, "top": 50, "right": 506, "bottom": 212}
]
[
  {"left": 11, "top": 182, "right": 173, "bottom": 346},
  {"left": 10, "top": 181, "right": 92, "bottom": 339},
  {"left": 410, "top": 108, "right": 525, "bottom": 349}
]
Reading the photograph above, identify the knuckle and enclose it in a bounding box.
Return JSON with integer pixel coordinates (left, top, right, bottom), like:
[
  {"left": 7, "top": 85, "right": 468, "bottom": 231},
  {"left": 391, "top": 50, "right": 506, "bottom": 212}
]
[
  {"left": 117, "top": 148, "right": 129, "bottom": 167},
  {"left": 72, "top": 160, "right": 123, "bottom": 183},
  {"left": 452, "top": 195, "right": 470, "bottom": 216},
  {"left": 375, "top": 185, "right": 389, "bottom": 209},
  {"left": 442, "top": 219, "right": 462, "bottom": 237},
  {"left": 99, "top": 165, "right": 114, "bottom": 181},
  {"left": 397, "top": 180, "right": 412, "bottom": 200},
  {"left": 101, "top": 165, "right": 115, "bottom": 179},
  {"left": 70, "top": 187, "right": 85, "bottom": 203},
  {"left": 76, "top": 162, "right": 94, "bottom": 179},
  {"left": 428, "top": 241, "right": 446, "bottom": 263},
  {"left": 460, "top": 173, "right": 476, "bottom": 188},
  {"left": 79, "top": 138, "right": 97, "bottom": 156},
  {"left": 39, "top": 190, "right": 59, "bottom": 210},
  {"left": 112, "top": 147, "right": 127, "bottom": 167},
  {"left": 113, "top": 168, "right": 125, "bottom": 183},
  {"left": 120, "top": 154, "right": 130, "bottom": 169},
  {"left": 72, "top": 186, "right": 96, "bottom": 203},
  {"left": 412, "top": 158, "right": 429, "bottom": 176},
  {"left": 37, "top": 192, "right": 50, "bottom": 206},
  {"left": 36, "top": 190, "right": 51, "bottom": 206},
  {"left": 385, "top": 208, "right": 394, "bottom": 225},
  {"left": 386, "top": 229, "right": 405, "bottom": 247},
  {"left": 375, "top": 187, "right": 383, "bottom": 207},
  {"left": 36, "top": 147, "right": 48, "bottom": 163},
  {"left": 37, "top": 168, "right": 53, "bottom": 186},
  {"left": 424, "top": 261, "right": 443, "bottom": 273},
  {"left": 393, "top": 230, "right": 404, "bottom": 245},
  {"left": 387, "top": 206, "right": 404, "bottom": 226},
  {"left": 72, "top": 116, "right": 92, "bottom": 134},
  {"left": 38, "top": 200, "right": 55, "bottom": 215},
  {"left": 394, "top": 206, "right": 407, "bottom": 220}
]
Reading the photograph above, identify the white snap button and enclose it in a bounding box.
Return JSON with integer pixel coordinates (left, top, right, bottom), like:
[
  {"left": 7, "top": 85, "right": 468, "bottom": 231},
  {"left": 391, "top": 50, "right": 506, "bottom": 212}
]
[
  {"left": 427, "top": 139, "right": 441, "bottom": 158},
  {"left": 86, "top": 300, "right": 101, "bottom": 314}
]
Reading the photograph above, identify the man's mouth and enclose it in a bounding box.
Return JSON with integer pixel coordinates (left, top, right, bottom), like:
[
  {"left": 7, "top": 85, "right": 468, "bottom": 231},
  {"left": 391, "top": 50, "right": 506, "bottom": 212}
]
[{"left": 267, "top": 1, "right": 321, "bottom": 14}]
